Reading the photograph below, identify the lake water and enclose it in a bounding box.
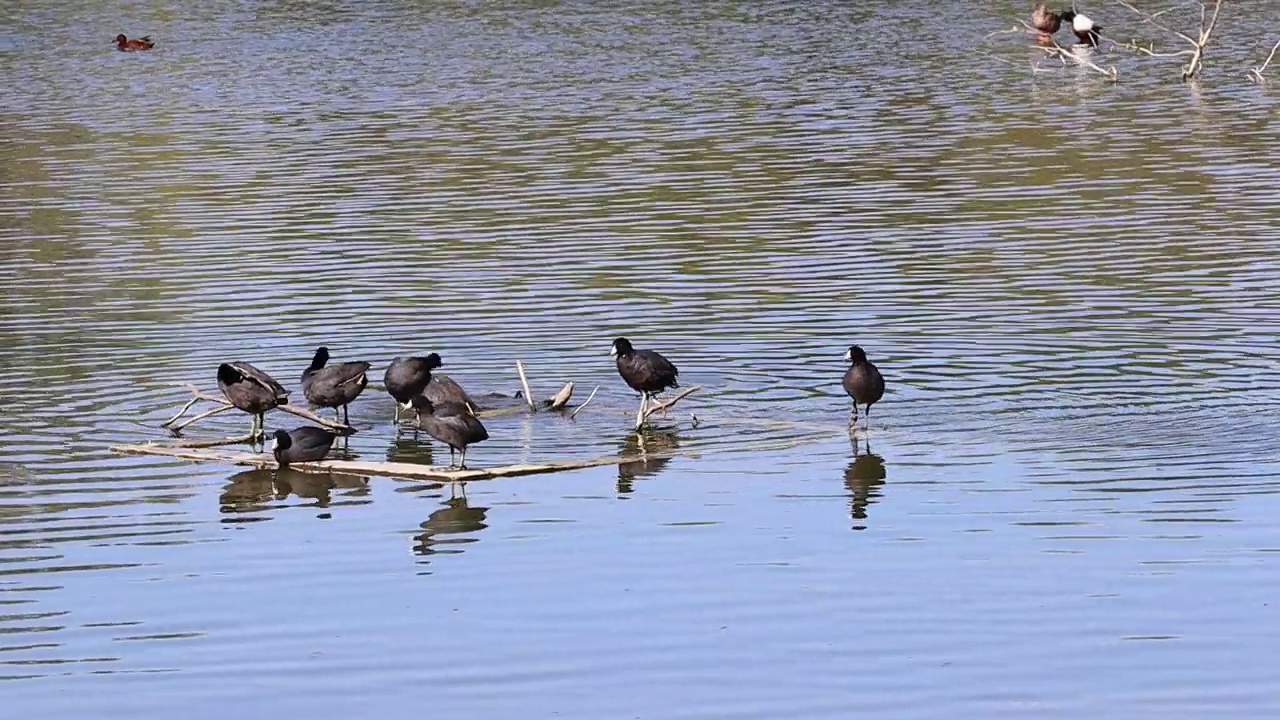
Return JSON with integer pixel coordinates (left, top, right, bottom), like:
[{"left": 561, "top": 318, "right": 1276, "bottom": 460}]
[{"left": 3, "top": 1, "right": 1280, "bottom": 717}]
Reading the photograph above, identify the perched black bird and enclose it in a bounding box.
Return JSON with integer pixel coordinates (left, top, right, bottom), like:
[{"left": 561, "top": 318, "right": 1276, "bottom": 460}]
[
  {"left": 609, "top": 337, "right": 679, "bottom": 423},
  {"left": 384, "top": 353, "right": 442, "bottom": 423},
  {"left": 217, "top": 362, "right": 289, "bottom": 439},
  {"left": 271, "top": 427, "right": 336, "bottom": 467},
  {"left": 301, "top": 346, "right": 369, "bottom": 425},
  {"left": 411, "top": 396, "right": 489, "bottom": 469},
  {"left": 842, "top": 345, "right": 885, "bottom": 429}
]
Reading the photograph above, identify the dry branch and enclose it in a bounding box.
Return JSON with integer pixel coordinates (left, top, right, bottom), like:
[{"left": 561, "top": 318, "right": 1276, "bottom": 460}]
[
  {"left": 1116, "top": 0, "right": 1223, "bottom": 81},
  {"left": 635, "top": 385, "right": 702, "bottom": 430},
  {"left": 161, "top": 383, "right": 354, "bottom": 434},
  {"left": 546, "top": 382, "right": 574, "bottom": 410},
  {"left": 568, "top": 386, "right": 600, "bottom": 419},
  {"left": 515, "top": 360, "right": 536, "bottom": 411},
  {"left": 1040, "top": 39, "right": 1119, "bottom": 81},
  {"left": 1249, "top": 40, "right": 1280, "bottom": 83}
]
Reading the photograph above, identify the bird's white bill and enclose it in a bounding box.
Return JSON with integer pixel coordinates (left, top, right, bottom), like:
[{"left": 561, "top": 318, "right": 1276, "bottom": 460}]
[
  {"left": 843, "top": 350, "right": 852, "bottom": 362},
  {"left": 270, "top": 437, "right": 279, "bottom": 451},
  {"left": 608, "top": 344, "right": 618, "bottom": 356}
]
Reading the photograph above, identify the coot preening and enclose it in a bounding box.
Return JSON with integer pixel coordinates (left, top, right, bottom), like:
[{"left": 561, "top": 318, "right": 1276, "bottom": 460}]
[
  {"left": 423, "top": 375, "right": 479, "bottom": 414},
  {"left": 609, "top": 337, "right": 679, "bottom": 419},
  {"left": 217, "top": 362, "right": 289, "bottom": 439},
  {"left": 842, "top": 345, "right": 885, "bottom": 429},
  {"left": 1060, "top": 10, "right": 1101, "bottom": 46},
  {"left": 301, "top": 346, "right": 369, "bottom": 424},
  {"left": 271, "top": 427, "right": 336, "bottom": 467},
  {"left": 384, "top": 353, "right": 442, "bottom": 423},
  {"left": 411, "top": 396, "right": 488, "bottom": 469}
]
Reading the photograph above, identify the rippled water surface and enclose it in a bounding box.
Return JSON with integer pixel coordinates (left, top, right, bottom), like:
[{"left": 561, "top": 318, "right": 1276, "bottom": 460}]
[{"left": 3, "top": 0, "right": 1280, "bottom": 717}]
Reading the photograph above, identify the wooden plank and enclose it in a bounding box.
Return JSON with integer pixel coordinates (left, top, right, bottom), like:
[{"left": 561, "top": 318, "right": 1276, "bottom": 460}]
[{"left": 110, "top": 443, "right": 649, "bottom": 482}]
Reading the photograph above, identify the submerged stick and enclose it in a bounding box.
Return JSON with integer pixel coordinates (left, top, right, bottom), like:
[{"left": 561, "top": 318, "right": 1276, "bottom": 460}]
[
  {"left": 1249, "top": 39, "right": 1280, "bottom": 83},
  {"left": 515, "top": 360, "right": 536, "bottom": 411},
  {"left": 110, "top": 443, "right": 686, "bottom": 483},
  {"left": 568, "top": 386, "right": 600, "bottom": 419},
  {"left": 635, "top": 385, "right": 702, "bottom": 430},
  {"left": 170, "top": 433, "right": 258, "bottom": 448}
]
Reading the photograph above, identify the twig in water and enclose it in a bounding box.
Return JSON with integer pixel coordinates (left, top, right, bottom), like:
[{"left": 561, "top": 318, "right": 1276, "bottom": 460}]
[
  {"left": 1116, "top": 0, "right": 1224, "bottom": 81},
  {"left": 167, "top": 403, "right": 234, "bottom": 433},
  {"left": 635, "top": 385, "right": 702, "bottom": 431},
  {"left": 515, "top": 360, "right": 536, "bottom": 412},
  {"left": 161, "top": 397, "right": 200, "bottom": 427},
  {"left": 1039, "top": 39, "right": 1119, "bottom": 81},
  {"left": 170, "top": 433, "right": 258, "bottom": 449},
  {"left": 1249, "top": 39, "right": 1280, "bottom": 83},
  {"left": 568, "top": 386, "right": 600, "bottom": 419}
]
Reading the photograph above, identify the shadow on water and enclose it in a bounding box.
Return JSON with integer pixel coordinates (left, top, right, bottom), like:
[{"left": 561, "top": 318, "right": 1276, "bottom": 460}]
[
  {"left": 845, "top": 435, "right": 886, "bottom": 531},
  {"left": 617, "top": 428, "right": 681, "bottom": 495},
  {"left": 412, "top": 489, "right": 489, "bottom": 561}
]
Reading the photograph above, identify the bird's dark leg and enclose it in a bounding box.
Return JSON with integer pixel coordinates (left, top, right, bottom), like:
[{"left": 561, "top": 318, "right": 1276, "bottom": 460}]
[
  {"left": 342, "top": 405, "right": 350, "bottom": 425},
  {"left": 448, "top": 447, "right": 456, "bottom": 468},
  {"left": 864, "top": 405, "right": 871, "bottom": 431},
  {"left": 459, "top": 447, "right": 468, "bottom": 469}
]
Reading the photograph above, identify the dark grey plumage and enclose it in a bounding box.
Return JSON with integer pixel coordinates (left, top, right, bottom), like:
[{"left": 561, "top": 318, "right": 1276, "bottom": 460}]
[
  {"left": 842, "top": 345, "right": 885, "bottom": 428},
  {"left": 384, "top": 353, "right": 442, "bottom": 423},
  {"left": 217, "top": 362, "right": 289, "bottom": 439},
  {"left": 423, "top": 375, "right": 479, "bottom": 413},
  {"left": 411, "top": 396, "right": 488, "bottom": 468},
  {"left": 301, "top": 346, "right": 369, "bottom": 424},
  {"left": 271, "top": 427, "right": 336, "bottom": 467},
  {"left": 610, "top": 337, "right": 679, "bottom": 422}
]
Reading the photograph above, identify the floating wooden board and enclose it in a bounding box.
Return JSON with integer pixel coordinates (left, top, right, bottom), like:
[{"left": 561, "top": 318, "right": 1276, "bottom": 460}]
[{"left": 110, "top": 443, "right": 653, "bottom": 482}]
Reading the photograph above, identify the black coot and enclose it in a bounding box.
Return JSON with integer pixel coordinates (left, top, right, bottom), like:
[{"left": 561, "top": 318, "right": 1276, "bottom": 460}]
[
  {"left": 842, "top": 345, "right": 885, "bottom": 428},
  {"left": 384, "top": 353, "right": 442, "bottom": 423},
  {"left": 217, "top": 362, "right": 289, "bottom": 439},
  {"left": 423, "top": 375, "right": 480, "bottom": 414},
  {"left": 300, "top": 346, "right": 369, "bottom": 424},
  {"left": 609, "top": 337, "right": 679, "bottom": 420},
  {"left": 271, "top": 427, "right": 336, "bottom": 467},
  {"left": 411, "top": 396, "right": 489, "bottom": 469}
]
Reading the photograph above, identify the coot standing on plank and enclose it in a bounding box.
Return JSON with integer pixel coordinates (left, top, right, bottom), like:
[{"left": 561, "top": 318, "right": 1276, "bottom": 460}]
[
  {"left": 384, "top": 353, "right": 442, "bottom": 423},
  {"left": 842, "top": 345, "right": 885, "bottom": 430},
  {"left": 610, "top": 337, "right": 679, "bottom": 421},
  {"left": 301, "top": 346, "right": 369, "bottom": 424},
  {"left": 217, "top": 362, "right": 290, "bottom": 440},
  {"left": 412, "top": 396, "right": 488, "bottom": 469},
  {"left": 271, "top": 427, "right": 336, "bottom": 467}
]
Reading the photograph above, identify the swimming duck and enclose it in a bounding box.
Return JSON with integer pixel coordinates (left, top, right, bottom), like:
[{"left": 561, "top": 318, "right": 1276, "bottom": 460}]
[
  {"left": 217, "top": 362, "right": 289, "bottom": 440},
  {"left": 1031, "top": 4, "right": 1063, "bottom": 43},
  {"left": 115, "top": 34, "right": 154, "bottom": 51},
  {"left": 1059, "top": 10, "right": 1102, "bottom": 46}
]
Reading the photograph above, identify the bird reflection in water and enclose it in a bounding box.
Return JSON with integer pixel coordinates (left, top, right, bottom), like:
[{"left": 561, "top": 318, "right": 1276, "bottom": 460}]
[
  {"left": 845, "top": 435, "right": 886, "bottom": 531},
  {"left": 385, "top": 433, "right": 435, "bottom": 466},
  {"left": 220, "top": 467, "right": 368, "bottom": 521},
  {"left": 413, "top": 488, "right": 489, "bottom": 559},
  {"left": 617, "top": 429, "right": 680, "bottom": 495}
]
